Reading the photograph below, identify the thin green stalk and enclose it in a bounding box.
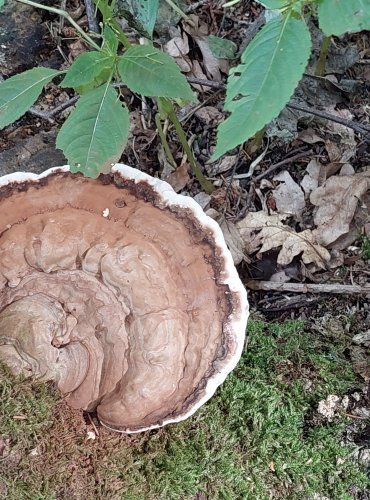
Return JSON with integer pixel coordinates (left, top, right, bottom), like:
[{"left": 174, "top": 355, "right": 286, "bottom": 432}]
[
  {"left": 15, "top": 0, "right": 101, "bottom": 51},
  {"left": 163, "top": 0, "right": 191, "bottom": 22},
  {"left": 155, "top": 114, "right": 177, "bottom": 170},
  {"left": 315, "top": 35, "right": 331, "bottom": 77},
  {"left": 110, "top": 20, "right": 131, "bottom": 49},
  {"left": 161, "top": 99, "right": 214, "bottom": 194},
  {"left": 92, "top": 0, "right": 131, "bottom": 49}
]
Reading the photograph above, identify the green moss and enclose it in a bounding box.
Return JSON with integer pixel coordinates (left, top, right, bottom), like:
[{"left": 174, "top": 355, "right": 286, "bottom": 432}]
[
  {"left": 0, "top": 363, "right": 59, "bottom": 441},
  {"left": 0, "top": 318, "right": 369, "bottom": 499}
]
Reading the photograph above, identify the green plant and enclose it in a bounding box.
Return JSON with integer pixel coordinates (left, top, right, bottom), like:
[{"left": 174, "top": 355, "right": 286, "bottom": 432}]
[
  {"left": 0, "top": 0, "right": 369, "bottom": 181},
  {"left": 360, "top": 235, "right": 370, "bottom": 260},
  {"left": 212, "top": 0, "right": 370, "bottom": 159},
  {"left": 0, "top": 0, "right": 213, "bottom": 192}
]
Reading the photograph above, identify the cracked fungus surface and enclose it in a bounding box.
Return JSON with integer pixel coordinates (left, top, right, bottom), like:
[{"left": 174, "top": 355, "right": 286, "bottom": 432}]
[{"left": 0, "top": 169, "right": 247, "bottom": 432}]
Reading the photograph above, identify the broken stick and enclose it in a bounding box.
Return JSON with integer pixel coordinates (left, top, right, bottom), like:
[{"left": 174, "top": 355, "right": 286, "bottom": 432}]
[{"left": 247, "top": 280, "right": 370, "bottom": 295}]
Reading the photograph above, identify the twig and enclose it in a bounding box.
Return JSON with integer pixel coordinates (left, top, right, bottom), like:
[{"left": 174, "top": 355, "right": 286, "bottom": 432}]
[
  {"left": 236, "top": 11, "right": 265, "bottom": 58},
  {"left": 247, "top": 280, "right": 370, "bottom": 295},
  {"left": 28, "top": 95, "right": 79, "bottom": 121},
  {"left": 48, "top": 95, "right": 80, "bottom": 115},
  {"left": 185, "top": 0, "right": 209, "bottom": 13},
  {"left": 84, "top": 0, "right": 99, "bottom": 34},
  {"left": 287, "top": 103, "right": 370, "bottom": 138},
  {"left": 250, "top": 150, "right": 310, "bottom": 183},
  {"left": 184, "top": 77, "right": 370, "bottom": 139},
  {"left": 87, "top": 412, "right": 100, "bottom": 436},
  {"left": 27, "top": 108, "right": 55, "bottom": 123},
  {"left": 187, "top": 77, "right": 225, "bottom": 90},
  {"left": 58, "top": 0, "right": 67, "bottom": 33}
]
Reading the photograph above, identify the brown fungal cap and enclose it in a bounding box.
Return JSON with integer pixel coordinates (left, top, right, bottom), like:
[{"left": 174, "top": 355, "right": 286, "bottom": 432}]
[{"left": 0, "top": 165, "right": 248, "bottom": 433}]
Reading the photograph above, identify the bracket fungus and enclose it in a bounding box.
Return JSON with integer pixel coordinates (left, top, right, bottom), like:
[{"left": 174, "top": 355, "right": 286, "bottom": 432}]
[{"left": 0, "top": 165, "right": 248, "bottom": 433}]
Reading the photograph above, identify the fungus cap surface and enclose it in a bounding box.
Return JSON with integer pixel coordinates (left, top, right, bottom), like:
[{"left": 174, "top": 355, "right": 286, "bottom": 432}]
[{"left": 0, "top": 165, "right": 248, "bottom": 433}]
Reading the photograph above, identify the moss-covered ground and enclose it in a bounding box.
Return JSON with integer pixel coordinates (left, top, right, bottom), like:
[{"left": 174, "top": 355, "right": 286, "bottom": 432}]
[{"left": 1, "top": 317, "right": 369, "bottom": 499}]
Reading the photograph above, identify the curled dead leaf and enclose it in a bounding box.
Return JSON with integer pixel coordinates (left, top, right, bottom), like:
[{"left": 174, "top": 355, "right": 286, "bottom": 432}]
[
  {"left": 273, "top": 171, "right": 305, "bottom": 215},
  {"left": 218, "top": 217, "right": 250, "bottom": 265},
  {"left": 236, "top": 211, "right": 330, "bottom": 267},
  {"left": 311, "top": 172, "right": 370, "bottom": 247}
]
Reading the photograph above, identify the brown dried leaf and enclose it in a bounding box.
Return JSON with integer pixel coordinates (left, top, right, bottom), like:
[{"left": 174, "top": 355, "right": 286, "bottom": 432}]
[
  {"left": 194, "top": 106, "right": 223, "bottom": 126},
  {"left": 273, "top": 171, "right": 305, "bottom": 215},
  {"left": 236, "top": 211, "right": 330, "bottom": 267},
  {"left": 206, "top": 155, "right": 237, "bottom": 177},
  {"left": 188, "top": 60, "right": 208, "bottom": 91},
  {"left": 164, "top": 33, "right": 191, "bottom": 72},
  {"left": 218, "top": 217, "right": 249, "bottom": 265},
  {"left": 324, "top": 107, "right": 356, "bottom": 163},
  {"left": 164, "top": 34, "right": 189, "bottom": 58},
  {"left": 301, "top": 159, "right": 322, "bottom": 195},
  {"left": 297, "top": 128, "right": 324, "bottom": 144},
  {"left": 311, "top": 172, "right": 370, "bottom": 246},
  {"left": 351, "top": 346, "right": 370, "bottom": 382},
  {"left": 166, "top": 163, "right": 191, "bottom": 192},
  {"left": 184, "top": 15, "right": 223, "bottom": 81}
]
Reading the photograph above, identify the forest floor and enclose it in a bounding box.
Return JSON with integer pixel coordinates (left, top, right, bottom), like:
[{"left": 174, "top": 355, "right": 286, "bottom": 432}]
[
  {"left": 0, "top": 0, "right": 370, "bottom": 498},
  {"left": 1, "top": 312, "right": 369, "bottom": 500}
]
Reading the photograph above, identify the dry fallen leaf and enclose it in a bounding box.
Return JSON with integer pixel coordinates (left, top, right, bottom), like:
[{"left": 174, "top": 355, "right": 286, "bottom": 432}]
[
  {"left": 193, "top": 192, "right": 211, "bottom": 210},
  {"left": 236, "top": 211, "right": 330, "bottom": 267},
  {"left": 297, "top": 128, "right": 324, "bottom": 145},
  {"left": 194, "top": 106, "right": 223, "bottom": 126},
  {"left": 218, "top": 217, "right": 249, "bottom": 265},
  {"left": 184, "top": 15, "right": 225, "bottom": 81},
  {"left": 324, "top": 107, "right": 356, "bottom": 163},
  {"left": 311, "top": 171, "right": 370, "bottom": 247},
  {"left": 273, "top": 171, "right": 305, "bottom": 215},
  {"left": 206, "top": 155, "right": 237, "bottom": 177},
  {"left": 351, "top": 331, "right": 370, "bottom": 382},
  {"left": 164, "top": 33, "right": 192, "bottom": 72},
  {"left": 301, "top": 159, "right": 323, "bottom": 195},
  {"left": 165, "top": 163, "right": 191, "bottom": 192}
]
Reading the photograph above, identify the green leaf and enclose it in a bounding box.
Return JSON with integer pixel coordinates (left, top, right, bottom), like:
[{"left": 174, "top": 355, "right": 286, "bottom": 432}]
[
  {"left": 102, "top": 25, "right": 119, "bottom": 54},
  {"left": 60, "top": 51, "right": 115, "bottom": 89},
  {"left": 212, "top": 15, "right": 311, "bottom": 160},
  {"left": 0, "top": 67, "right": 62, "bottom": 129},
  {"left": 56, "top": 84, "right": 130, "bottom": 178},
  {"left": 118, "top": 45, "right": 195, "bottom": 101},
  {"left": 135, "top": 0, "right": 159, "bottom": 38},
  {"left": 256, "top": 0, "right": 287, "bottom": 9},
  {"left": 317, "top": 0, "right": 370, "bottom": 36},
  {"left": 113, "top": 0, "right": 159, "bottom": 38},
  {"left": 0, "top": 0, "right": 4, "bottom": 9},
  {"left": 208, "top": 35, "right": 237, "bottom": 59}
]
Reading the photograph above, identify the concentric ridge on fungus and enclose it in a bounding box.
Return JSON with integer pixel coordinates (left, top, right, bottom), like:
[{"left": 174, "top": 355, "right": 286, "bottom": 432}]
[{"left": 0, "top": 165, "right": 248, "bottom": 433}]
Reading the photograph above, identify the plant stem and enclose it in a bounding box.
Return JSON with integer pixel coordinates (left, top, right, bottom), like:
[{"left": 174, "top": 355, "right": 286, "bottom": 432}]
[
  {"left": 161, "top": 99, "right": 214, "bottom": 194},
  {"left": 315, "top": 35, "right": 331, "bottom": 77},
  {"left": 155, "top": 114, "right": 177, "bottom": 170},
  {"left": 92, "top": 0, "right": 131, "bottom": 49},
  {"left": 163, "top": 0, "right": 191, "bottom": 22},
  {"left": 110, "top": 20, "right": 131, "bottom": 49},
  {"left": 15, "top": 0, "right": 101, "bottom": 51}
]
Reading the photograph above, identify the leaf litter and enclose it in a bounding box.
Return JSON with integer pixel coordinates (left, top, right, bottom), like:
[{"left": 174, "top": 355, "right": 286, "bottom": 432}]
[{"left": 236, "top": 211, "right": 330, "bottom": 268}]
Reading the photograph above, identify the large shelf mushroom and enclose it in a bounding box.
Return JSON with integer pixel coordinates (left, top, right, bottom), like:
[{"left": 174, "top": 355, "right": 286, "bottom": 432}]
[{"left": 0, "top": 165, "right": 248, "bottom": 433}]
